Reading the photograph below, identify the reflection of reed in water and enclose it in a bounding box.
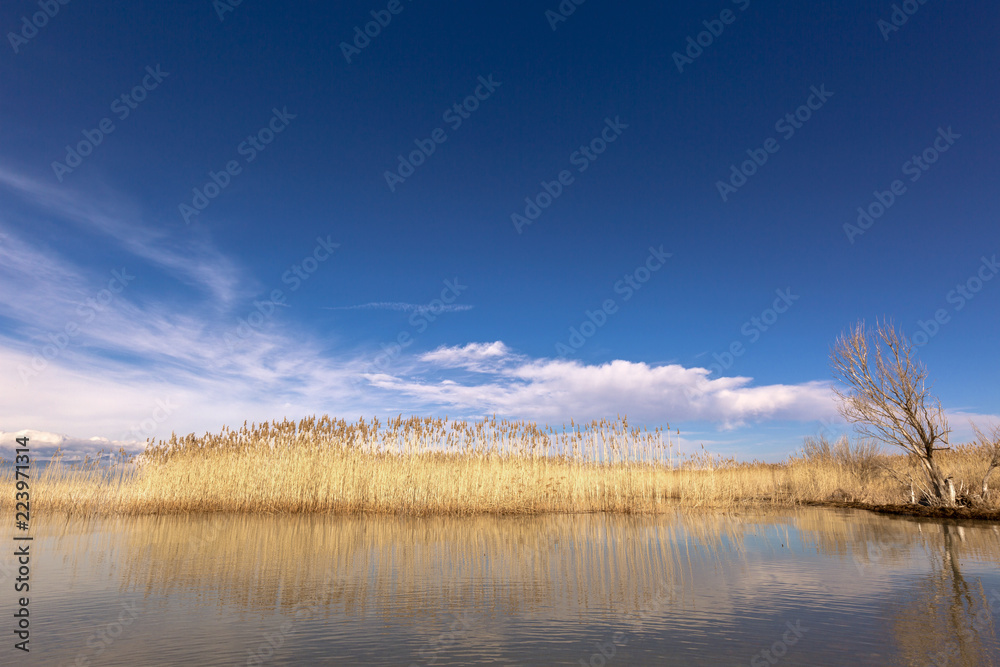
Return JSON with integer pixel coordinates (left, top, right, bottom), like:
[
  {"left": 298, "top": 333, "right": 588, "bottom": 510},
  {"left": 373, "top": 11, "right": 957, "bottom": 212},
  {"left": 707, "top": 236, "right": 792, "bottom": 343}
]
[
  {"left": 48, "top": 512, "right": 761, "bottom": 624},
  {"left": 793, "top": 510, "right": 1000, "bottom": 572}
]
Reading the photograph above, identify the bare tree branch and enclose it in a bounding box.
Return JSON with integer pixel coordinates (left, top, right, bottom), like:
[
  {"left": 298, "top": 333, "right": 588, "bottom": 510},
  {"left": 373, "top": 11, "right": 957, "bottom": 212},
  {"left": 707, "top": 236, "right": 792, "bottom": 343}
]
[{"left": 830, "top": 320, "right": 953, "bottom": 505}]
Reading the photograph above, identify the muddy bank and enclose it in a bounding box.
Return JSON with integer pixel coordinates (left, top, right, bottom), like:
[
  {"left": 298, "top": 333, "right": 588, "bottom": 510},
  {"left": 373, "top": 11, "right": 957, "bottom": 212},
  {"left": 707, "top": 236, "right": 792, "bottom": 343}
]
[{"left": 805, "top": 500, "right": 1000, "bottom": 522}]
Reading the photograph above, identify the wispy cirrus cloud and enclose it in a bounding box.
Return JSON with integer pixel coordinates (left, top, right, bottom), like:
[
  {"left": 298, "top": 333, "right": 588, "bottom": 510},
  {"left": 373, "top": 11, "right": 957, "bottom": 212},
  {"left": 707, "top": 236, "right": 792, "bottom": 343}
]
[
  {"left": 324, "top": 302, "right": 474, "bottom": 313},
  {"left": 0, "top": 164, "right": 244, "bottom": 306},
  {"left": 0, "top": 167, "right": 367, "bottom": 440}
]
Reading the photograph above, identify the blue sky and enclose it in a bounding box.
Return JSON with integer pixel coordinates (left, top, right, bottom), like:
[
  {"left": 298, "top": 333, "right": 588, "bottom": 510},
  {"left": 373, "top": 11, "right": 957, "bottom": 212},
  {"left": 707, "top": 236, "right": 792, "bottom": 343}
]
[{"left": 1, "top": 0, "right": 998, "bottom": 460}]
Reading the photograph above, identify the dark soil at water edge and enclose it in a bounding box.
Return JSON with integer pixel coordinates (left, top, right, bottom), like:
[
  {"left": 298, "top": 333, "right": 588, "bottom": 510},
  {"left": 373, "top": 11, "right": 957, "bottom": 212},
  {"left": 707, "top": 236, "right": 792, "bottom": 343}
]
[{"left": 806, "top": 500, "right": 1000, "bottom": 522}]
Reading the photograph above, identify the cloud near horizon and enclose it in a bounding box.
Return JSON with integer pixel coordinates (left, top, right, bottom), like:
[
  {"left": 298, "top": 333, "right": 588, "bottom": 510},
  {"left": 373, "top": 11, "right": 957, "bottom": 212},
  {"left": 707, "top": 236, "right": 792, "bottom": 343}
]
[
  {"left": 371, "top": 341, "right": 839, "bottom": 428},
  {"left": 0, "top": 429, "right": 147, "bottom": 462}
]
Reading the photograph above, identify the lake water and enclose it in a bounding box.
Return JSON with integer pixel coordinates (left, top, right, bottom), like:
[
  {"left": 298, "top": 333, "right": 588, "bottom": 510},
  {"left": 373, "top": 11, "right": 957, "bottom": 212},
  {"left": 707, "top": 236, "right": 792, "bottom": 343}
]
[{"left": 10, "top": 508, "right": 1000, "bottom": 666}]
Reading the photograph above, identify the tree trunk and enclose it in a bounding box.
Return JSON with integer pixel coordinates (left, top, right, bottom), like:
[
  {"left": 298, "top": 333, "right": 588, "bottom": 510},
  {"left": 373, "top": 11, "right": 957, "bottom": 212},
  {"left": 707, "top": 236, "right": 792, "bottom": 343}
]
[{"left": 921, "top": 456, "right": 954, "bottom": 506}]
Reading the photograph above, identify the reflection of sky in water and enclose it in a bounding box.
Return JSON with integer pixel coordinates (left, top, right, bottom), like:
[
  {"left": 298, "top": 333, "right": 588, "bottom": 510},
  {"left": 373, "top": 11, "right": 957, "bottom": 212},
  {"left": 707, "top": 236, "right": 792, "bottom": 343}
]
[{"left": 18, "top": 509, "right": 1000, "bottom": 666}]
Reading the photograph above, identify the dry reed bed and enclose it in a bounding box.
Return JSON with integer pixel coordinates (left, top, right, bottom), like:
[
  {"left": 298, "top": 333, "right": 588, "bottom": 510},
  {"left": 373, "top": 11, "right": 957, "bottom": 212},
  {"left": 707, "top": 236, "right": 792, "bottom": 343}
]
[{"left": 2, "top": 415, "right": 998, "bottom": 515}]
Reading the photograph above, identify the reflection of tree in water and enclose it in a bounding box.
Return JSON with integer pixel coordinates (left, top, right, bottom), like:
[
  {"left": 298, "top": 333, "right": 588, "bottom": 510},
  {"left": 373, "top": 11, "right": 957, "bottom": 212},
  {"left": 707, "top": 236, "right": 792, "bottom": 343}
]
[
  {"left": 888, "top": 523, "right": 1000, "bottom": 666},
  {"left": 792, "top": 511, "right": 1000, "bottom": 664}
]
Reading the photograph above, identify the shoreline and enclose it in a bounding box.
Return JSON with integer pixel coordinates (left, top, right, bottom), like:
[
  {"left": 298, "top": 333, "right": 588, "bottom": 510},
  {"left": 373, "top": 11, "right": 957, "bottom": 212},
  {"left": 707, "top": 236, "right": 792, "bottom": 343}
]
[
  {"left": 805, "top": 500, "right": 1000, "bottom": 522},
  {"left": 8, "top": 499, "right": 1000, "bottom": 521}
]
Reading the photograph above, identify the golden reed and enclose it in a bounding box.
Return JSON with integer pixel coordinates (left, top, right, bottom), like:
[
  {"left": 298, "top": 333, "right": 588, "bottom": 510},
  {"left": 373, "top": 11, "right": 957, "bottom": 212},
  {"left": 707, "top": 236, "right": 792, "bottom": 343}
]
[{"left": 2, "top": 415, "right": 997, "bottom": 515}]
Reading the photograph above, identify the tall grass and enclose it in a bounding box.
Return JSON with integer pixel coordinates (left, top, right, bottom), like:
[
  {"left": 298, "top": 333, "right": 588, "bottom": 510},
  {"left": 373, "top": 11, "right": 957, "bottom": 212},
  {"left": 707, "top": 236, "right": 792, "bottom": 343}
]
[
  {"left": 789, "top": 434, "right": 1000, "bottom": 507},
  {"left": 2, "top": 415, "right": 998, "bottom": 515}
]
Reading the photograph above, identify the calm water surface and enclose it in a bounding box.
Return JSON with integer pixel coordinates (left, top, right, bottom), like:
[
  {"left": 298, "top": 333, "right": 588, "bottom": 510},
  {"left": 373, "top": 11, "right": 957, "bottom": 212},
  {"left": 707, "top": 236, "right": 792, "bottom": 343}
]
[{"left": 10, "top": 508, "right": 1000, "bottom": 666}]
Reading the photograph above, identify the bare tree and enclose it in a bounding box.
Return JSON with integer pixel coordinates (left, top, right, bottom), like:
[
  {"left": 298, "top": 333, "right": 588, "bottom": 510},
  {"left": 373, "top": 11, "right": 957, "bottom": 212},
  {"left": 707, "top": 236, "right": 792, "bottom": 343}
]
[{"left": 830, "top": 320, "right": 953, "bottom": 505}]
